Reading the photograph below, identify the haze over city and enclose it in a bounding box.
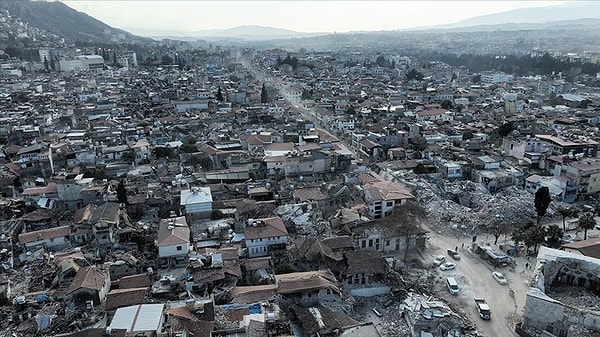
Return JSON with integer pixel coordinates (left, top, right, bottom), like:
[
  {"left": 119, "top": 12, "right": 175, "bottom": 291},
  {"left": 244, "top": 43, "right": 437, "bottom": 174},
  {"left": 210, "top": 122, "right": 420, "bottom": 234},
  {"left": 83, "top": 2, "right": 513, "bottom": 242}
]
[{"left": 62, "top": 0, "right": 569, "bottom": 36}]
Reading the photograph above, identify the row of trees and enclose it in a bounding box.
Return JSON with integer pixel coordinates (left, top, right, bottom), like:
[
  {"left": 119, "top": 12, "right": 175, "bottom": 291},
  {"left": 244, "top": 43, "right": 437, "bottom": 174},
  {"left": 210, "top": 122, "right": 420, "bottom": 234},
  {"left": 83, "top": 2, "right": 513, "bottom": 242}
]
[{"left": 420, "top": 51, "right": 600, "bottom": 79}]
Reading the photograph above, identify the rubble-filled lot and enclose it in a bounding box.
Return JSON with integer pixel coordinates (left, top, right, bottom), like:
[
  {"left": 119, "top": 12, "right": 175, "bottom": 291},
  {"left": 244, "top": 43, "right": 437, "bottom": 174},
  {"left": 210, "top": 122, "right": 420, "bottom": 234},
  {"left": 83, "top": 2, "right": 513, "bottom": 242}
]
[{"left": 412, "top": 176, "right": 555, "bottom": 236}]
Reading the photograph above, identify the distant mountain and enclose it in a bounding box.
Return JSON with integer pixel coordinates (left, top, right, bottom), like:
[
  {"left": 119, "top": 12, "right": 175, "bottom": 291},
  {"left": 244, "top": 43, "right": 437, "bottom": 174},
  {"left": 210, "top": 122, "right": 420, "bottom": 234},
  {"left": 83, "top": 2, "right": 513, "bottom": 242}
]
[
  {"left": 433, "top": 18, "right": 600, "bottom": 33},
  {"left": 0, "top": 0, "right": 150, "bottom": 44},
  {"left": 135, "top": 25, "right": 325, "bottom": 42},
  {"left": 440, "top": 1, "right": 600, "bottom": 29}
]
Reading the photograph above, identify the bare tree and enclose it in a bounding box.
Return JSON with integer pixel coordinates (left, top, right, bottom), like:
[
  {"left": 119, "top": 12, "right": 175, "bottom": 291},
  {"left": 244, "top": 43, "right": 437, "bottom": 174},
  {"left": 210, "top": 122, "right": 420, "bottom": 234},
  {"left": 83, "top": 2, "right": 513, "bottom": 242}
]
[{"left": 379, "top": 201, "right": 428, "bottom": 260}]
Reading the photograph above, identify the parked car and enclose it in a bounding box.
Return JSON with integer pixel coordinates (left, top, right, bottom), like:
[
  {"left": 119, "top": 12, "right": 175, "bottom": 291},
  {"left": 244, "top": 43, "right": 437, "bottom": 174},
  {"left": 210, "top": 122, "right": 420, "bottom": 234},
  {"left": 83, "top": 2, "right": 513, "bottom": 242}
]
[
  {"left": 439, "top": 262, "right": 456, "bottom": 271},
  {"left": 447, "top": 249, "right": 461, "bottom": 260},
  {"left": 492, "top": 271, "right": 508, "bottom": 285},
  {"left": 433, "top": 255, "right": 446, "bottom": 266}
]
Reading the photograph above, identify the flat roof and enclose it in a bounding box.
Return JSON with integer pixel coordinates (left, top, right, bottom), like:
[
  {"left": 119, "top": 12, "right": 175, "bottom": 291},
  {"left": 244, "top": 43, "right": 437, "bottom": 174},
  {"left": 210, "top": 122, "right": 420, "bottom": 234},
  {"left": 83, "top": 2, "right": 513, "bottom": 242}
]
[{"left": 110, "top": 303, "right": 164, "bottom": 332}]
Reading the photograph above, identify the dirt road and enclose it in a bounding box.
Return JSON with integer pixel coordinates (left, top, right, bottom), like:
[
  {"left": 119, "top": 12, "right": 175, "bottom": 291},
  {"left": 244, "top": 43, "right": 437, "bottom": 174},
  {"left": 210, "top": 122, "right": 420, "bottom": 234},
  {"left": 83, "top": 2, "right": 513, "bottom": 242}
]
[{"left": 425, "top": 232, "right": 533, "bottom": 337}]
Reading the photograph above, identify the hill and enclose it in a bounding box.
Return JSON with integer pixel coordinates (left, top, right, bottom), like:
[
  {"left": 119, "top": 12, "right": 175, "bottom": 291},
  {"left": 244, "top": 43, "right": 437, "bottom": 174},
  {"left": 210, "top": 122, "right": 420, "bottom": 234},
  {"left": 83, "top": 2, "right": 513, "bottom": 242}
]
[
  {"left": 441, "top": 1, "right": 600, "bottom": 29},
  {"left": 134, "top": 25, "right": 324, "bottom": 42},
  {"left": 0, "top": 0, "right": 150, "bottom": 45}
]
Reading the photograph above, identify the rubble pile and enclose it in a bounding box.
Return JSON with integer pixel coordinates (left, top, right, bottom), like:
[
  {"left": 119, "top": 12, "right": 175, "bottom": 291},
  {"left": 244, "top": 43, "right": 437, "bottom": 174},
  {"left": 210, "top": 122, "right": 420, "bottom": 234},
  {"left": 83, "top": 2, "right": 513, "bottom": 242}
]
[
  {"left": 414, "top": 178, "right": 547, "bottom": 236},
  {"left": 547, "top": 286, "right": 600, "bottom": 311}
]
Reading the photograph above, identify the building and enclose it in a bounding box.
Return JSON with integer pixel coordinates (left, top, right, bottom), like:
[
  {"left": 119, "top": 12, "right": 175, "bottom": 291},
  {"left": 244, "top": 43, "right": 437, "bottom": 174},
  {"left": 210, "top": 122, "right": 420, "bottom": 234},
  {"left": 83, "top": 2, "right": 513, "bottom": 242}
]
[
  {"left": 536, "top": 134, "right": 598, "bottom": 158},
  {"left": 120, "top": 50, "right": 138, "bottom": 68},
  {"left": 363, "top": 180, "right": 415, "bottom": 218},
  {"left": 65, "top": 266, "right": 110, "bottom": 305},
  {"left": 18, "top": 225, "right": 71, "bottom": 252},
  {"left": 180, "top": 186, "right": 213, "bottom": 218},
  {"left": 275, "top": 270, "right": 340, "bottom": 305},
  {"left": 522, "top": 247, "right": 600, "bottom": 336},
  {"left": 244, "top": 217, "right": 288, "bottom": 258},
  {"left": 157, "top": 216, "right": 190, "bottom": 259},
  {"left": 109, "top": 304, "right": 165, "bottom": 335},
  {"left": 480, "top": 72, "right": 514, "bottom": 83}
]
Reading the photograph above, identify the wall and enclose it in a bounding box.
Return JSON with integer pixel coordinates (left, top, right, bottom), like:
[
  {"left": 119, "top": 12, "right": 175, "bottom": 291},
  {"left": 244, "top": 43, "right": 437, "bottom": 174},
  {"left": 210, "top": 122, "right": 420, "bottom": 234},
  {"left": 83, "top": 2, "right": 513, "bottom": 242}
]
[{"left": 159, "top": 243, "right": 189, "bottom": 258}]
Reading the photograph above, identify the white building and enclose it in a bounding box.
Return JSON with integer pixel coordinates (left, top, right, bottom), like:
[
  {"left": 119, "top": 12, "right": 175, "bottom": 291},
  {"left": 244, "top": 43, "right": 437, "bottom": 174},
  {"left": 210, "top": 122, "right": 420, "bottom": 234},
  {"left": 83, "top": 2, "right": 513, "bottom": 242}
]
[
  {"left": 245, "top": 217, "right": 288, "bottom": 258},
  {"left": 121, "top": 50, "right": 138, "bottom": 67},
  {"left": 157, "top": 216, "right": 190, "bottom": 258},
  {"left": 180, "top": 186, "right": 213, "bottom": 217},
  {"left": 480, "top": 72, "right": 514, "bottom": 84}
]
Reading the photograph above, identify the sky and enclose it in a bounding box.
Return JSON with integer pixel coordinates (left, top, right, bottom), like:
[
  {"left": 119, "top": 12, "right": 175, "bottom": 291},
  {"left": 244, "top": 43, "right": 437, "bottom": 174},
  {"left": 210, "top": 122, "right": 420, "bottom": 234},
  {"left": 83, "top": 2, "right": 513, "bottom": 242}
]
[{"left": 60, "top": 1, "right": 568, "bottom": 35}]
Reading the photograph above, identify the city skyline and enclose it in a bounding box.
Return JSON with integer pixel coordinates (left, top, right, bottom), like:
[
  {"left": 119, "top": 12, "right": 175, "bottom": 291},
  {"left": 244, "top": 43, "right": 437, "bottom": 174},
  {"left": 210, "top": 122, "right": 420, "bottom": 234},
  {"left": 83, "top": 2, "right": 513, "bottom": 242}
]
[{"left": 61, "top": 1, "right": 568, "bottom": 36}]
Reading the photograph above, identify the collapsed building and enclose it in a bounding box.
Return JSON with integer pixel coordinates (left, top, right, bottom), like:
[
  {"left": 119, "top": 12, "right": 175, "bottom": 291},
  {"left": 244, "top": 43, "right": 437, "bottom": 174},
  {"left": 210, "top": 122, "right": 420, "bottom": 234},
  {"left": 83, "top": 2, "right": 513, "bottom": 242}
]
[{"left": 522, "top": 246, "right": 600, "bottom": 337}]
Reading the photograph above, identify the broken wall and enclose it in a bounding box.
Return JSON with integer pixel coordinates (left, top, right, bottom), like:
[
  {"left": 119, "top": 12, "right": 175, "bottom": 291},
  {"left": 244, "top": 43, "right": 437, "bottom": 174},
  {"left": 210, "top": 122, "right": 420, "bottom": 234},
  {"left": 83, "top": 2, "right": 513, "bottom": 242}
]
[{"left": 523, "top": 288, "right": 600, "bottom": 336}]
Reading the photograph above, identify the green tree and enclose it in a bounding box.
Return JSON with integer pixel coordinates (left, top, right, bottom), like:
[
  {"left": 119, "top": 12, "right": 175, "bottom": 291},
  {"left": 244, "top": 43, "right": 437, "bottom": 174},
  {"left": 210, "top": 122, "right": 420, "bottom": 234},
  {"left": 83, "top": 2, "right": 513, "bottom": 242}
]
[
  {"left": 216, "top": 86, "right": 224, "bottom": 102},
  {"left": 525, "top": 224, "right": 547, "bottom": 253},
  {"left": 440, "top": 100, "right": 453, "bottom": 110},
  {"left": 497, "top": 122, "right": 515, "bottom": 138},
  {"left": 345, "top": 104, "right": 356, "bottom": 115},
  {"left": 534, "top": 187, "right": 552, "bottom": 224},
  {"left": 557, "top": 206, "right": 579, "bottom": 231},
  {"left": 545, "top": 224, "right": 564, "bottom": 248},
  {"left": 579, "top": 212, "right": 597, "bottom": 240},
  {"left": 154, "top": 146, "right": 173, "bottom": 159},
  {"left": 409, "top": 136, "right": 428, "bottom": 152},
  {"left": 471, "top": 74, "right": 481, "bottom": 83},
  {"left": 161, "top": 55, "right": 173, "bottom": 65},
  {"left": 405, "top": 68, "right": 423, "bottom": 81},
  {"left": 274, "top": 263, "right": 296, "bottom": 274},
  {"left": 261, "top": 84, "right": 268, "bottom": 104},
  {"left": 116, "top": 180, "right": 128, "bottom": 205}
]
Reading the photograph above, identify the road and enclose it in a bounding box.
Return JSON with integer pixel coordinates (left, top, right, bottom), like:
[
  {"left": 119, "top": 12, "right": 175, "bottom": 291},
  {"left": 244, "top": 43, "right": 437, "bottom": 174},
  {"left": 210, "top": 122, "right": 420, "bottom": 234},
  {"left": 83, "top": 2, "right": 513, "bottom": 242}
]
[{"left": 425, "top": 231, "right": 533, "bottom": 337}]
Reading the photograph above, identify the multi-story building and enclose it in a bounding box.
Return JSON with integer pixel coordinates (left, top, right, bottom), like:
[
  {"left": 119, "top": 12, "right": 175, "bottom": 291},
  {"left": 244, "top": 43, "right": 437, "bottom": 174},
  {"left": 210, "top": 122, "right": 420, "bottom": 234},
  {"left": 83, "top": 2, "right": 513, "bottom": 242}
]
[{"left": 244, "top": 217, "right": 288, "bottom": 258}]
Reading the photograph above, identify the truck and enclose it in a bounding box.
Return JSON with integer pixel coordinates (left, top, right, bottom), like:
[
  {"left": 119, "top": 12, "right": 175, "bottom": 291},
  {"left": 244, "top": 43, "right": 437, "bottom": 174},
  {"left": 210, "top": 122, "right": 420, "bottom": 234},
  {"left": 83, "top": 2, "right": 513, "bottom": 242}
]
[{"left": 474, "top": 298, "right": 491, "bottom": 320}]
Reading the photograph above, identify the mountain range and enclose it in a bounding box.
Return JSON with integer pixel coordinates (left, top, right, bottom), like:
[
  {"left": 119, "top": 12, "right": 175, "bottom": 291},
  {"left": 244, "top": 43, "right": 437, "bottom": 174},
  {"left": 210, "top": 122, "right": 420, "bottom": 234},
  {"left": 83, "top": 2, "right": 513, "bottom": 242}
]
[{"left": 2, "top": 0, "right": 600, "bottom": 47}]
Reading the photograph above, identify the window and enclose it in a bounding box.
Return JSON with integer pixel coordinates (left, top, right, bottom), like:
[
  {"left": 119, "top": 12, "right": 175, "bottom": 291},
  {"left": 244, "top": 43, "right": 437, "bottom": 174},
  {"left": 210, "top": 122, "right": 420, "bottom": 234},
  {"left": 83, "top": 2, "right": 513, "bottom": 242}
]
[
  {"left": 386, "top": 201, "right": 393, "bottom": 207},
  {"left": 368, "top": 239, "right": 373, "bottom": 247},
  {"left": 176, "top": 246, "right": 182, "bottom": 251},
  {"left": 361, "top": 240, "right": 366, "bottom": 248}
]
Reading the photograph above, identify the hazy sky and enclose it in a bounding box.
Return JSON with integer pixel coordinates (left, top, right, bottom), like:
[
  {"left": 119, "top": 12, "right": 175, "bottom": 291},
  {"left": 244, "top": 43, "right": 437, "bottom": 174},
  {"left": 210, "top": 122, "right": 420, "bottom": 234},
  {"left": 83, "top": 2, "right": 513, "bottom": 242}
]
[{"left": 61, "top": 1, "right": 567, "bottom": 35}]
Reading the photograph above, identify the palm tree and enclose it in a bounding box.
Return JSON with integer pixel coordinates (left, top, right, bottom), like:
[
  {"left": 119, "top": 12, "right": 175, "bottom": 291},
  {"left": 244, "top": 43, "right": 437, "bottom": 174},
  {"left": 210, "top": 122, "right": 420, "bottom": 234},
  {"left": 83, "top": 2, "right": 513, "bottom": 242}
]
[
  {"left": 579, "top": 212, "right": 597, "bottom": 240},
  {"left": 557, "top": 206, "right": 578, "bottom": 231},
  {"left": 545, "top": 224, "right": 564, "bottom": 248}
]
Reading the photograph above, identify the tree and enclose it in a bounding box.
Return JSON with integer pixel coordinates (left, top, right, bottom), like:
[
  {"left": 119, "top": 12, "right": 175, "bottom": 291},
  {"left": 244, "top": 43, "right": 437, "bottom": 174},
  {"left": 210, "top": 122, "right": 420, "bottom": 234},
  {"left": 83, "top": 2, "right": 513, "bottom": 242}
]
[
  {"left": 154, "top": 146, "right": 173, "bottom": 159},
  {"left": 440, "top": 100, "right": 453, "bottom": 110},
  {"left": 525, "top": 224, "right": 547, "bottom": 254},
  {"left": 44, "top": 56, "right": 49, "bottom": 72},
  {"left": 534, "top": 187, "right": 552, "bottom": 224},
  {"left": 579, "top": 212, "right": 597, "bottom": 240},
  {"left": 471, "top": 74, "right": 481, "bottom": 83},
  {"left": 345, "top": 104, "right": 355, "bottom": 115},
  {"left": 274, "top": 263, "right": 296, "bottom": 275},
  {"left": 116, "top": 180, "right": 128, "bottom": 205},
  {"left": 545, "top": 224, "right": 564, "bottom": 248},
  {"left": 216, "top": 86, "right": 224, "bottom": 102},
  {"left": 405, "top": 68, "right": 423, "bottom": 81},
  {"left": 379, "top": 201, "right": 427, "bottom": 260},
  {"left": 497, "top": 122, "right": 514, "bottom": 138},
  {"left": 161, "top": 55, "right": 173, "bottom": 65},
  {"left": 260, "top": 84, "right": 268, "bottom": 104},
  {"left": 488, "top": 219, "right": 507, "bottom": 245},
  {"left": 557, "top": 206, "right": 579, "bottom": 231}
]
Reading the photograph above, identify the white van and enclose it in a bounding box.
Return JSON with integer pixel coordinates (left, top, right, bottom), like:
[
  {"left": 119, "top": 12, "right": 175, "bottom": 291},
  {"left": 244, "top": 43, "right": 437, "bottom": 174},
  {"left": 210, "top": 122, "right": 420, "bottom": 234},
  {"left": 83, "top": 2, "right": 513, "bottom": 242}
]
[{"left": 446, "top": 277, "right": 459, "bottom": 295}]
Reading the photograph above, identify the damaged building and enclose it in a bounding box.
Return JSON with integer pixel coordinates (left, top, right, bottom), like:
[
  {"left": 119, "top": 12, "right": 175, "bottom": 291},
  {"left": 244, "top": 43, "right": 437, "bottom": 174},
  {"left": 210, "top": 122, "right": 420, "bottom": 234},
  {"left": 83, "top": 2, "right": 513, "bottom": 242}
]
[{"left": 522, "top": 247, "right": 600, "bottom": 337}]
